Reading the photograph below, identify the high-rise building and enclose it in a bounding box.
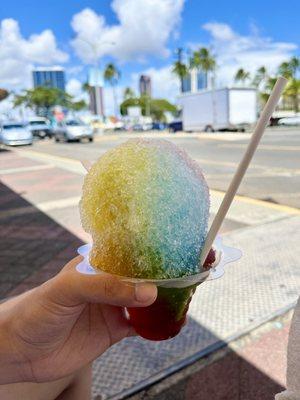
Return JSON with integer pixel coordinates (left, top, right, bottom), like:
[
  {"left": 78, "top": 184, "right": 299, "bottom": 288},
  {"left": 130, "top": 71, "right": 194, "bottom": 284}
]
[
  {"left": 88, "top": 67, "right": 105, "bottom": 116},
  {"left": 89, "top": 86, "right": 104, "bottom": 116},
  {"left": 182, "top": 75, "right": 192, "bottom": 93},
  {"left": 196, "top": 70, "right": 208, "bottom": 91},
  {"left": 139, "top": 75, "right": 152, "bottom": 97},
  {"left": 32, "top": 67, "right": 66, "bottom": 91}
]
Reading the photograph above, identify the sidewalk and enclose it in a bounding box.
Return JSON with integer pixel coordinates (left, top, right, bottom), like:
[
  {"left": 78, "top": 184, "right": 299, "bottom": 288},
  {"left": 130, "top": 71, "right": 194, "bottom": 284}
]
[
  {"left": 126, "top": 312, "right": 290, "bottom": 400},
  {"left": 1, "top": 148, "right": 300, "bottom": 399}
]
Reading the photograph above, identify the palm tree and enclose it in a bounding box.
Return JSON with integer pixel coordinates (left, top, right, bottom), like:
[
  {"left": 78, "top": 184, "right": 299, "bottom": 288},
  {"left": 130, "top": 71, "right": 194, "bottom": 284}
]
[
  {"left": 172, "top": 48, "right": 189, "bottom": 93},
  {"left": 82, "top": 82, "right": 91, "bottom": 93},
  {"left": 283, "top": 78, "right": 300, "bottom": 113},
  {"left": 278, "top": 62, "right": 292, "bottom": 79},
  {"left": 259, "top": 77, "right": 278, "bottom": 105},
  {"left": 278, "top": 57, "right": 300, "bottom": 79},
  {"left": 172, "top": 61, "right": 188, "bottom": 93},
  {"left": 252, "top": 66, "right": 267, "bottom": 88},
  {"left": 123, "top": 87, "right": 135, "bottom": 100},
  {"left": 278, "top": 57, "right": 300, "bottom": 112},
  {"left": 234, "top": 68, "right": 251, "bottom": 85},
  {"left": 289, "top": 56, "right": 300, "bottom": 76},
  {"left": 190, "top": 47, "right": 216, "bottom": 75},
  {"left": 104, "top": 63, "right": 121, "bottom": 116}
]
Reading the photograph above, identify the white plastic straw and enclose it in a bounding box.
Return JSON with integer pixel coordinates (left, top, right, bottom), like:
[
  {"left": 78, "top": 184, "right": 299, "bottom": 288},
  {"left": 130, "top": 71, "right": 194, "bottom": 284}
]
[
  {"left": 200, "top": 76, "right": 288, "bottom": 266},
  {"left": 81, "top": 160, "right": 93, "bottom": 171}
]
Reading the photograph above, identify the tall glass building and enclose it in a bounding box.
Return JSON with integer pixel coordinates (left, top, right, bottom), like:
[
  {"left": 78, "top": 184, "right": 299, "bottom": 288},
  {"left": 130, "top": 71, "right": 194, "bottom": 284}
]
[
  {"left": 182, "top": 75, "right": 192, "bottom": 92},
  {"left": 196, "top": 70, "right": 208, "bottom": 91},
  {"left": 32, "top": 67, "right": 66, "bottom": 91}
]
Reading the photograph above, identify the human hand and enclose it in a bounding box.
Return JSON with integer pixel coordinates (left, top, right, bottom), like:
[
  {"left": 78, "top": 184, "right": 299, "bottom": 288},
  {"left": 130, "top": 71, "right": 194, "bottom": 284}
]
[{"left": 2, "top": 256, "right": 157, "bottom": 384}]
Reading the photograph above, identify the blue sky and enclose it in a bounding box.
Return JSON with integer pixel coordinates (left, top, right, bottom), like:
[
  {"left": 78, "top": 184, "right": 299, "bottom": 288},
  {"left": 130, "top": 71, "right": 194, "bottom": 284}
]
[{"left": 0, "top": 0, "right": 299, "bottom": 113}]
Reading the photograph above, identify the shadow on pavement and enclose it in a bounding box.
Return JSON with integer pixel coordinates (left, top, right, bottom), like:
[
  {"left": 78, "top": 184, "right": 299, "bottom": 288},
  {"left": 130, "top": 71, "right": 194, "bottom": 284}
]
[
  {"left": 139, "top": 339, "right": 285, "bottom": 399},
  {"left": 0, "top": 180, "right": 83, "bottom": 298}
]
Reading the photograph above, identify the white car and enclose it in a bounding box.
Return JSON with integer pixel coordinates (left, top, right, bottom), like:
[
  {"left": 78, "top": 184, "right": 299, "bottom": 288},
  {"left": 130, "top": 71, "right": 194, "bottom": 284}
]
[
  {"left": 53, "top": 119, "right": 94, "bottom": 143},
  {"left": 278, "top": 116, "right": 300, "bottom": 126},
  {"left": 0, "top": 122, "right": 33, "bottom": 146},
  {"left": 28, "top": 117, "right": 52, "bottom": 139}
]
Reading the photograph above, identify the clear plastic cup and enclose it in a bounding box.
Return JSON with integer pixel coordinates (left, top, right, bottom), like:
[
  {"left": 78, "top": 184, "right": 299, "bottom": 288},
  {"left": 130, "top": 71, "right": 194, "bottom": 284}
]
[
  {"left": 76, "top": 237, "right": 241, "bottom": 341},
  {"left": 127, "top": 284, "right": 198, "bottom": 340}
]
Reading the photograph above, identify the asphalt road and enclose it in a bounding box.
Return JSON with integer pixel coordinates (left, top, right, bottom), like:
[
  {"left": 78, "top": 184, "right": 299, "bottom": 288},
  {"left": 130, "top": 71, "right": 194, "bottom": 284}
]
[{"left": 16, "top": 127, "right": 300, "bottom": 208}]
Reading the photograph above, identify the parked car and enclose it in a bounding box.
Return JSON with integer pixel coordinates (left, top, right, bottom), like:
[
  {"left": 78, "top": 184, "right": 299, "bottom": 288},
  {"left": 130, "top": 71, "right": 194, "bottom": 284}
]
[
  {"left": 278, "top": 116, "right": 300, "bottom": 126},
  {"left": 0, "top": 121, "right": 33, "bottom": 146},
  {"left": 152, "top": 122, "right": 167, "bottom": 130},
  {"left": 28, "top": 117, "right": 52, "bottom": 139},
  {"left": 53, "top": 119, "right": 94, "bottom": 143},
  {"left": 169, "top": 120, "right": 183, "bottom": 132}
]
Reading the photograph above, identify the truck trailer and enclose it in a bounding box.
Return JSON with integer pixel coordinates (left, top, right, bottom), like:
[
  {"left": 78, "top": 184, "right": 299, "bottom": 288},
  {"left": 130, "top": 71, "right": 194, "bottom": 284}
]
[{"left": 178, "top": 87, "right": 257, "bottom": 132}]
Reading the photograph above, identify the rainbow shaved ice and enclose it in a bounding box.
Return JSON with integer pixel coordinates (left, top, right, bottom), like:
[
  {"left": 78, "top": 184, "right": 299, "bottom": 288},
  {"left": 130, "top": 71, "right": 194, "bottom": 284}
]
[{"left": 80, "top": 138, "right": 210, "bottom": 280}]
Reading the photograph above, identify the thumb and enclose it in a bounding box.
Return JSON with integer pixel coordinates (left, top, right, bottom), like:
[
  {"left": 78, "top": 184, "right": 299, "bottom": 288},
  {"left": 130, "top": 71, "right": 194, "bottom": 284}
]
[{"left": 42, "top": 256, "right": 157, "bottom": 308}]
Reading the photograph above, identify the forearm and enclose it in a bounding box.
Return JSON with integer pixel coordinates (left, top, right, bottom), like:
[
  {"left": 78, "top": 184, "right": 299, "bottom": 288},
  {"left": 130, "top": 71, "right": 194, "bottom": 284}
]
[
  {"left": 0, "top": 374, "right": 75, "bottom": 400},
  {"left": 0, "top": 364, "right": 91, "bottom": 400},
  {"left": 0, "top": 292, "right": 32, "bottom": 384}
]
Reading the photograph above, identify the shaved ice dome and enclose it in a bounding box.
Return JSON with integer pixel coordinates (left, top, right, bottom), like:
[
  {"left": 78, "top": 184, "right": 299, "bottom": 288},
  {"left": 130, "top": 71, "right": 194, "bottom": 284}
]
[{"left": 80, "top": 138, "right": 210, "bottom": 279}]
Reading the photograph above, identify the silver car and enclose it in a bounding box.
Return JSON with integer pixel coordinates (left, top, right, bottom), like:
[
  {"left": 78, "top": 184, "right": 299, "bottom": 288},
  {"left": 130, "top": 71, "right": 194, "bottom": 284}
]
[
  {"left": 28, "top": 117, "right": 52, "bottom": 139},
  {"left": 53, "top": 119, "right": 94, "bottom": 143},
  {"left": 0, "top": 122, "right": 33, "bottom": 146}
]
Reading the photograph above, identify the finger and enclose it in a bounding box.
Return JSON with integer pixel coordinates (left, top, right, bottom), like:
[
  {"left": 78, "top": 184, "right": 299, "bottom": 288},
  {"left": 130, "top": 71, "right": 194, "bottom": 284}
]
[{"left": 45, "top": 256, "right": 157, "bottom": 308}]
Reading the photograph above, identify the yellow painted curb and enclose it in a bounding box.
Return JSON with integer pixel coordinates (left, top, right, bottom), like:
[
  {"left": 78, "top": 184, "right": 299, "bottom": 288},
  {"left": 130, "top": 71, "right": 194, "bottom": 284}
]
[{"left": 211, "top": 189, "right": 300, "bottom": 215}]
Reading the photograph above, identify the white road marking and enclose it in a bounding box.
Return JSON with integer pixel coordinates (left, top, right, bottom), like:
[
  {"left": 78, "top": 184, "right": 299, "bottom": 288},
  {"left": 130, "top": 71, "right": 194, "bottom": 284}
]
[
  {"left": 0, "top": 164, "right": 54, "bottom": 175},
  {"left": 0, "top": 196, "right": 81, "bottom": 220},
  {"left": 220, "top": 143, "right": 300, "bottom": 151},
  {"left": 13, "top": 149, "right": 86, "bottom": 175}
]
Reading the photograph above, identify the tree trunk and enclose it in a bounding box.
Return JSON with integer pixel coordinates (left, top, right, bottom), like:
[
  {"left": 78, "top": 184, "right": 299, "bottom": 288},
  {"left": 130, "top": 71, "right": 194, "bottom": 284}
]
[
  {"left": 293, "top": 95, "right": 299, "bottom": 113},
  {"left": 180, "top": 77, "right": 184, "bottom": 93},
  {"left": 113, "top": 85, "right": 118, "bottom": 117}
]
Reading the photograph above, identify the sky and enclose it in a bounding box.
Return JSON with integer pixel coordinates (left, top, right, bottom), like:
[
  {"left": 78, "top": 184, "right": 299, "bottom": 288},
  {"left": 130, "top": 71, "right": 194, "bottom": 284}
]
[{"left": 0, "top": 0, "right": 299, "bottom": 114}]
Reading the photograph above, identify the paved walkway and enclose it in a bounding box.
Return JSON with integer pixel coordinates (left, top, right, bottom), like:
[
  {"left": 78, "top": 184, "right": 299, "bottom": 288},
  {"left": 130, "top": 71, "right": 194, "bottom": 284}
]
[
  {"left": 126, "top": 312, "right": 291, "bottom": 400},
  {"left": 1, "top": 148, "right": 299, "bottom": 399}
]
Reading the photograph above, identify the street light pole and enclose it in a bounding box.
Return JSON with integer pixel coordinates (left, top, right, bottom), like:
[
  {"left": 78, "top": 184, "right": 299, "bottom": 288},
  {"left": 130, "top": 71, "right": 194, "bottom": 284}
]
[
  {"left": 93, "top": 57, "right": 102, "bottom": 118},
  {"left": 74, "top": 37, "right": 115, "bottom": 117}
]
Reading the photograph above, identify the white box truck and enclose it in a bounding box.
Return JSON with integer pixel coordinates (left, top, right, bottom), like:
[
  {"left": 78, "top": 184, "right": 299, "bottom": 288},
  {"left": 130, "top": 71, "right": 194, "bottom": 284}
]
[{"left": 178, "top": 87, "right": 257, "bottom": 132}]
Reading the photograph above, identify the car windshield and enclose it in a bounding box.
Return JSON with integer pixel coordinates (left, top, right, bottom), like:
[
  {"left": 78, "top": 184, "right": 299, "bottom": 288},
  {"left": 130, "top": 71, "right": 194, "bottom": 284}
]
[
  {"left": 66, "top": 120, "right": 84, "bottom": 126},
  {"left": 3, "top": 124, "right": 25, "bottom": 129},
  {"left": 29, "top": 121, "right": 47, "bottom": 126}
]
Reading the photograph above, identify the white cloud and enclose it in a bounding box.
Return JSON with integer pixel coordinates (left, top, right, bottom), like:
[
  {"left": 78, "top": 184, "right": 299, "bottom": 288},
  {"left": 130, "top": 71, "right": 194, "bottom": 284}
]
[
  {"left": 66, "top": 78, "right": 83, "bottom": 97},
  {"left": 66, "top": 78, "right": 89, "bottom": 104},
  {"left": 71, "top": 0, "right": 184, "bottom": 63},
  {"left": 203, "top": 22, "right": 236, "bottom": 42},
  {"left": 0, "top": 18, "right": 68, "bottom": 88},
  {"left": 103, "top": 85, "right": 124, "bottom": 116},
  {"left": 67, "top": 65, "right": 84, "bottom": 76},
  {"left": 202, "top": 22, "right": 298, "bottom": 86}
]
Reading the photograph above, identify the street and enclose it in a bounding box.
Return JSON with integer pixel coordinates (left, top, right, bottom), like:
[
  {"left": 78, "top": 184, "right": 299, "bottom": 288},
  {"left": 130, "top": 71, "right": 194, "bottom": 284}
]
[{"left": 15, "top": 126, "right": 300, "bottom": 208}]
